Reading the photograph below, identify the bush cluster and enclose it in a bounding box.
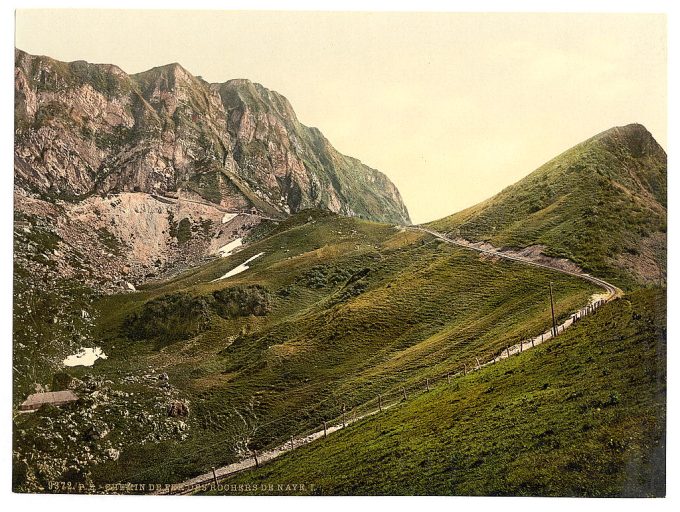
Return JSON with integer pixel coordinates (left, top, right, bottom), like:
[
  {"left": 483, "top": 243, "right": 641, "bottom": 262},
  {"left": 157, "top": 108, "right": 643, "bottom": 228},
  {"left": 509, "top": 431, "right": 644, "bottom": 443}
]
[{"left": 124, "top": 285, "right": 272, "bottom": 343}]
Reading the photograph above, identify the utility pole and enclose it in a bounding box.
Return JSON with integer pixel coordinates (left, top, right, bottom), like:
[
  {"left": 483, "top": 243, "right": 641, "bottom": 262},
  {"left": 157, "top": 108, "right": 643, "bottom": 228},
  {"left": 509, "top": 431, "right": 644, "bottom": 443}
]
[{"left": 549, "top": 282, "right": 557, "bottom": 337}]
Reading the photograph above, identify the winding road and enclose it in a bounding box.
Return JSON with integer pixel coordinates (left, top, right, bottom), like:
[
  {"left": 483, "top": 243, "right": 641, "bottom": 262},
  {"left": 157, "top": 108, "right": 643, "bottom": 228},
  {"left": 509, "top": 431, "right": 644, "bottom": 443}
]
[
  {"left": 412, "top": 227, "right": 623, "bottom": 300},
  {"left": 150, "top": 193, "right": 282, "bottom": 222},
  {"left": 155, "top": 226, "right": 623, "bottom": 495}
]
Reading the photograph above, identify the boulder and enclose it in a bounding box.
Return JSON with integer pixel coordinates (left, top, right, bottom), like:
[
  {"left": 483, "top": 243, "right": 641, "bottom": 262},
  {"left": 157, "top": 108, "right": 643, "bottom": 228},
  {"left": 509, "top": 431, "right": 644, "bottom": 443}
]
[{"left": 166, "top": 401, "right": 190, "bottom": 418}]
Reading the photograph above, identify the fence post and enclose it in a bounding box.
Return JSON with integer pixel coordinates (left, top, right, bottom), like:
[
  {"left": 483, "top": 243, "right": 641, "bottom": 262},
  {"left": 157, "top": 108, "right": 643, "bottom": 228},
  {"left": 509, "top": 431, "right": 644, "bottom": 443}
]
[
  {"left": 426, "top": 378, "right": 430, "bottom": 391},
  {"left": 520, "top": 341, "right": 523, "bottom": 353},
  {"left": 506, "top": 346, "right": 510, "bottom": 357},
  {"left": 463, "top": 364, "right": 467, "bottom": 376},
  {"left": 323, "top": 421, "right": 327, "bottom": 438},
  {"left": 549, "top": 282, "right": 557, "bottom": 337},
  {"left": 254, "top": 450, "right": 259, "bottom": 468},
  {"left": 403, "top": 387, "right": 408, "bottom": 400},
  {"left": 476, "top": 357, "right": 481, "bottom": 370},
  {"left": 531, "top": 337, "right": 535, "bottom": 348},
  {"left": 212, "top": 467, "right": 218, "bottom": 487}
]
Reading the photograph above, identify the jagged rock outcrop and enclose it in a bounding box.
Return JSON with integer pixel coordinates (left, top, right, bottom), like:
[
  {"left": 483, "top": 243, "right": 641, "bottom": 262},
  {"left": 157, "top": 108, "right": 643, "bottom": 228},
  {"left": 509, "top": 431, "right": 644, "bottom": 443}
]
[{"left": 14, "top": 49, "right": 410, "bottom": 225}]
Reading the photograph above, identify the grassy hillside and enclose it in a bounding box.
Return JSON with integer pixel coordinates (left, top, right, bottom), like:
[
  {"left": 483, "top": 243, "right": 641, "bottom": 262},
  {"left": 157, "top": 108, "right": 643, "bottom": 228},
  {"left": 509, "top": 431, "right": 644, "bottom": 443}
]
[
  {"left": 211, "top": 288, "right": 666, "bottom": 497},
  {"left": 428, "top": 124, "right": 666, "bottom": 288},
  {"left": 14, "top": 210, "right": 598, "bottom": 490}
]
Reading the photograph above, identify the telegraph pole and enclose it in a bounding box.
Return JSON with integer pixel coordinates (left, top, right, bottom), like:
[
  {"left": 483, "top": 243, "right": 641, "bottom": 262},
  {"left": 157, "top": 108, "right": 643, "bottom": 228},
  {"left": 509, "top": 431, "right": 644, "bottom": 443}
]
[{"left": 549, "top": 282, "right": 557, "bottom": 337}]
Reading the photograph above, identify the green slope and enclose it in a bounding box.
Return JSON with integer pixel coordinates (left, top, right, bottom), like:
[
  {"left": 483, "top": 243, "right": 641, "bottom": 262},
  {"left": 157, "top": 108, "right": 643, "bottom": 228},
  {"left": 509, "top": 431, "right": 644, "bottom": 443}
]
[
  {"left": 211, "top": 288, "right": 666, "bottom": 497},
  {"left": 13, "top": 210, "right": 598, "bottom": 490},
  {"left": 13, "top": 122, "right": 668, "bottom": 494},
  {"left": 428, "top": 124, "right": 666, "bottom": 288}
]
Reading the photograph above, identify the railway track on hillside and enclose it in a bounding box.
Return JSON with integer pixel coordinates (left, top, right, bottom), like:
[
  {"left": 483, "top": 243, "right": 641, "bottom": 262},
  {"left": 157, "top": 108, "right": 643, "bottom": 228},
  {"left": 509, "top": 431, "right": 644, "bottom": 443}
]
[
  {"left": 412, "top": 227, "right": 623, "bottom": 301},
  {"left": 152, "top": 226, "right": 622, "bottom": 495}
]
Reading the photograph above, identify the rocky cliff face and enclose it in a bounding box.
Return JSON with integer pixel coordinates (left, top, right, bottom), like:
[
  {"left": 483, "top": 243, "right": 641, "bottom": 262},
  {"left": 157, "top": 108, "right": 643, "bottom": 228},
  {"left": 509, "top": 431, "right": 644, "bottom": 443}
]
[{"left": 14, "top": 49, "right": 410, "bottom": 224}]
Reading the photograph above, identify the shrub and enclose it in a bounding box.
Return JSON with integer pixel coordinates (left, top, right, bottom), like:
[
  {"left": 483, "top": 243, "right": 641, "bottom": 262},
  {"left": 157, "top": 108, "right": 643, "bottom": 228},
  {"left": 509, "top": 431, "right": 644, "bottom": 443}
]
[
  {"left": 124, "top": 292, "right": 212, "bottom": 343},
  {"left": 51, "top": 372, "right": 73, "bottom": 391},
  {"left": 212, "top": 285, "right": 272, "bottom": 318},
  {"left": 124, "top": 286, "right": 272, "bottom": 344},
  {"left": 175, "top": 218, "right": 192, "bottom": 244}
]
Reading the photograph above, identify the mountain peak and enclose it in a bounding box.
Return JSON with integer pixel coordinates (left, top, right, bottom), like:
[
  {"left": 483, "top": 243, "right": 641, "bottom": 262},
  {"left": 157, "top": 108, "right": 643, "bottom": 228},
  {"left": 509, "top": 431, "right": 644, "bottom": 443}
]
[
  {"left": 134, "top": 61, "right": 188, "bottom": 76},
  {"left": 429, "top": 124, "right": 666, "bottom": 286},
  {"left": 594, "top": 123, "right": 665, "bottom": 159},
  {"left": 14, "top": 50, "right": 410, "bottom": 225}
]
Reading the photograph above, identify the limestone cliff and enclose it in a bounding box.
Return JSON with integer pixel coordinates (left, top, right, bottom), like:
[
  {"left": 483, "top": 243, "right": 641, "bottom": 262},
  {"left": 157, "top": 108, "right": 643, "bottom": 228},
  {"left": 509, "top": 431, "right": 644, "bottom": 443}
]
[{"left": 14, "top": 49, "right": 410, "bottom": 225}]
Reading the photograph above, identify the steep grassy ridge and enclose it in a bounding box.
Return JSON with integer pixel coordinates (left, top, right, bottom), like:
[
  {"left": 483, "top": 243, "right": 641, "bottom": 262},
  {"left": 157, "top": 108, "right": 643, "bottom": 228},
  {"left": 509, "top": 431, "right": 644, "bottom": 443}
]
[
  {"left": 428, "top": 124, "right": 666, "bottom": 287},
  {"left": 213, "top": 288, "right": 666, "bottom": 496},
  {"left": 14, "top": 211, "right": 597, "bottom": 488}
]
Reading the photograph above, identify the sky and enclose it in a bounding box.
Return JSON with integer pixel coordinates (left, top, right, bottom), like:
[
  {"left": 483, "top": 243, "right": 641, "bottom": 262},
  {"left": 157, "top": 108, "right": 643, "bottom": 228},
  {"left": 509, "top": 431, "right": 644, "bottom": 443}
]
[{"left": 15, "top": 10, "right": 667, "bottom": 223}]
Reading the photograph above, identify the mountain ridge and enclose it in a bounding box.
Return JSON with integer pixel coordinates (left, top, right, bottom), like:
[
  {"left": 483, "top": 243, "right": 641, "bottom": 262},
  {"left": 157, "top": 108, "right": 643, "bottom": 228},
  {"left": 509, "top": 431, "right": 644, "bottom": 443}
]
[
  {"left": 14, "top": 48, "right": 410, "bottom": 225},
  {"left": 428, "top": 123, "right": 667, "bottom": 287},
  {"left": 13, "top": 90, "right": 667, "bottom": 495}
]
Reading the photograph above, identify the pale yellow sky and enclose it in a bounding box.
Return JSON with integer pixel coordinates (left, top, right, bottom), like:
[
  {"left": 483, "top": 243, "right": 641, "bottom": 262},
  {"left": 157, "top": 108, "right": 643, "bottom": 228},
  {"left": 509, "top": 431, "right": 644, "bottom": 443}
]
[{"left": 15, "top": 10, "right": 666, "bottom": 223}]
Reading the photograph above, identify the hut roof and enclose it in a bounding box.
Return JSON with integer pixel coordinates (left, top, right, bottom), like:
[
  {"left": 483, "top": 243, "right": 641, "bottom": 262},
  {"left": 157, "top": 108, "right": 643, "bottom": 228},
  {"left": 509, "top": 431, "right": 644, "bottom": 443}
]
[{"left": 19, "top": 390, "right": 79, "bottom": 411}]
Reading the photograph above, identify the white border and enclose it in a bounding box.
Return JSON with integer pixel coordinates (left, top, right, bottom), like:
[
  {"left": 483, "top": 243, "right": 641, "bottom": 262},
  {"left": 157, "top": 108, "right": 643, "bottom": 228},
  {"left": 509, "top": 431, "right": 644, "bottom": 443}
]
[{"left": 2, "top": 1, "right": 677, "bottom": 511}]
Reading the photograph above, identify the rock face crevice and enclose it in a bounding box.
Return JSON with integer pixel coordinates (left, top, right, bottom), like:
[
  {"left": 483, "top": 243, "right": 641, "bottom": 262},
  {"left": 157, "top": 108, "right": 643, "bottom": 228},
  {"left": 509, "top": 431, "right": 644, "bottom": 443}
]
[{"left": 14, "top": 49, "right": 410, "bottom": 225}]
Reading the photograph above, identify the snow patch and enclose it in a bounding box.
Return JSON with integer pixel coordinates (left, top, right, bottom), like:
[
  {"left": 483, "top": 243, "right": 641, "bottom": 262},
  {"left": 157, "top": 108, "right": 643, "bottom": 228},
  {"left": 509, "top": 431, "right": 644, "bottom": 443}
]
[
  {"left": 222, "top": 213, "right": 238, "bottom": 224},
  {"left": 63, "top": 347, "right": 108, "bottom": 367},
  {"left": 217, "top": 238, "right": 243, "bottom": 257},
  {"left": 212, "top": 253, "right": 265, "bottom": 282}
]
